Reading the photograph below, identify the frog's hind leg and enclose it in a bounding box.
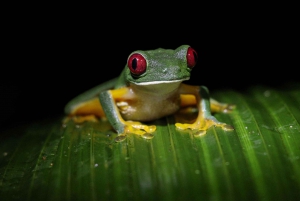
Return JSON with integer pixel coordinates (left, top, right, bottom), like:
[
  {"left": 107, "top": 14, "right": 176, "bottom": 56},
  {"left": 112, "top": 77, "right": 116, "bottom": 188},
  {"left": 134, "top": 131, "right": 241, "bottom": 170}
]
[
  {"left": 63, "top": 77, "right": 119, "bottom": 124},
  {"left": 179, "top": 93, "right": 235, "bottom": 114},
  {"left": 63, "top": 97, "right": 105, "bottom": 124},
  {"left": 176, "top": 85, "right": 234, "bottom": 135},
  {"left": 210, "top": 98, "right": 236, "bottom": 113}
]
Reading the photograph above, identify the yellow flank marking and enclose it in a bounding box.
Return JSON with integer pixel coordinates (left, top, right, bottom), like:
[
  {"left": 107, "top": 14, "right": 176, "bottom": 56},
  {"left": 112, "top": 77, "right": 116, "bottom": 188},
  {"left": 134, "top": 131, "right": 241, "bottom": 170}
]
[
  {"left": 110, "top": 87, "right": 130, "bottom": 101},
  {"left": 180, "top": 94, "right": 196, "bottom": 107},
  {"left": 70, "top": 87, "right": 130, "bottom": 119},
  {"left": 72, "top": 115, "right": 99, "bottom": 123},
  {"left": 71, "top": 98, "right": 105, "bottom": 117}
]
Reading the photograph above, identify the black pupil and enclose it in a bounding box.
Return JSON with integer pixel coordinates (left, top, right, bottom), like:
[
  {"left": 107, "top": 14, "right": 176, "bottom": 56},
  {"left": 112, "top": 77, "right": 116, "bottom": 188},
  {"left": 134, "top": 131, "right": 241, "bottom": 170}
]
[{"left": 132, "top": 58, "right": 137, "bottom": 70}]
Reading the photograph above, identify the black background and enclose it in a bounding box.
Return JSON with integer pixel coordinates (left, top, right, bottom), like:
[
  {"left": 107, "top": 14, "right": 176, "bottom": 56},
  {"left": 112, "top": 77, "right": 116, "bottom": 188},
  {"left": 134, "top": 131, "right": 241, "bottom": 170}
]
[{"left": 1, "top": 4, "right": 298, "bottom": 132}]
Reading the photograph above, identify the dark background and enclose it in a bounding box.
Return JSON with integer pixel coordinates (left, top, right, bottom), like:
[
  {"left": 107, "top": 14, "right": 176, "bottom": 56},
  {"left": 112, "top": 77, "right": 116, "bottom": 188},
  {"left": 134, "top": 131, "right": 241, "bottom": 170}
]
[{"left": 1, "top": 4, "right": 298, "bottom": 132}]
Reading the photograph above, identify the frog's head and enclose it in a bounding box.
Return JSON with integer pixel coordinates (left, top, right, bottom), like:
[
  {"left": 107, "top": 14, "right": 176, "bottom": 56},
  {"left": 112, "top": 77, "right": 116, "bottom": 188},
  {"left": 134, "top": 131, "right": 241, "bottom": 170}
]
[{"left": 124, "top": 45, "right": 198, "bottom": 85}]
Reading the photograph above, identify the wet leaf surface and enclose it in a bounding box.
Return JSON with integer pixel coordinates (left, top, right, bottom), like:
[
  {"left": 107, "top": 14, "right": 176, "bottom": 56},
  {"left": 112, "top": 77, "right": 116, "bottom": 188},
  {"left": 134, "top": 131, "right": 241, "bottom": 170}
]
[{"left": 0, "top": 84, "right": 300, "bottom": 201}]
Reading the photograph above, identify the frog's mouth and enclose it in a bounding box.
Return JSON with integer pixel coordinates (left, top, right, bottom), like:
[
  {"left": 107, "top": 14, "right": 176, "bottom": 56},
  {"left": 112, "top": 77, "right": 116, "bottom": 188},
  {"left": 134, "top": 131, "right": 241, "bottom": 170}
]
[
  {"left": 130, "top": 78, "right": 189, "bottom": 95},
  {"left": 132, "top": 77, "right": 189, "bottom": 86}
]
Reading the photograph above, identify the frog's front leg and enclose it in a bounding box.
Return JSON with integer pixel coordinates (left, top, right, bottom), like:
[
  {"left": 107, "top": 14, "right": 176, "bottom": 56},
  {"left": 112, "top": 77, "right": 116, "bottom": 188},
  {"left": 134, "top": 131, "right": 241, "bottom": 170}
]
[
  {"left": 99, "top": 88, "right": 156, "bottom": 141},
  {"left": 175, "top": 85, "right": 234, "bottom": 135}
]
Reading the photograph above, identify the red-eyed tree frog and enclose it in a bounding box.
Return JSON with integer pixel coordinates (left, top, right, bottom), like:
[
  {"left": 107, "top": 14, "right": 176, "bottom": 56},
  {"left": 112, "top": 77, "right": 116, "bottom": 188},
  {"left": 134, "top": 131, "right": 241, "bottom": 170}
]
[{"left": 64, "top": 45, "right": 235, "bottom": 142}]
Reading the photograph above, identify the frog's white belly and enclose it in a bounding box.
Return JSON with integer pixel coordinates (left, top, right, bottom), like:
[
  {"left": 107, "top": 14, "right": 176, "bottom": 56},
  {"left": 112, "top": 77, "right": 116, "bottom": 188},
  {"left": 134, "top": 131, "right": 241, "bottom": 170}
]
[
  {"left": 117, "top": 93, "right": 180, "bottom": 121},
  {"left": 117, "top": 81, "right": 183, "bottom": 121}
]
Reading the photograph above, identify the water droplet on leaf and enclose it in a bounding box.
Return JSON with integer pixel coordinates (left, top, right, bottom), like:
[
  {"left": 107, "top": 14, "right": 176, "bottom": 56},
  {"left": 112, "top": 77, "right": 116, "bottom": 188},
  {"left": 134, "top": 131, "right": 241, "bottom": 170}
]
[
  {"left": 142, "top": 133, "right": 154, "bottom": 139},
  {"left": 115, "top": 135, "right": 127, "bottom": 142}
]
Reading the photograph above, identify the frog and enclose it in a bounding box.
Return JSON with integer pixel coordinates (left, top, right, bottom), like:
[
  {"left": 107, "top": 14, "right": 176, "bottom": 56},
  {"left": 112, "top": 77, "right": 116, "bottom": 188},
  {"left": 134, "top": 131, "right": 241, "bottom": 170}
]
[{"left": 64, "top": 45, "right": 235, "bottom": 142}]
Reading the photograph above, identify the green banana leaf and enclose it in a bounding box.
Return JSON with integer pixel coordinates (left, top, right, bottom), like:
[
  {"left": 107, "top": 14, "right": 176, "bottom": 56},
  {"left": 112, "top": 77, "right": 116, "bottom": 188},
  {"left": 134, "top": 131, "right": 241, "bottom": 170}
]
[{"left": 1, "top": 83, "right": 300, "bottom": 201}]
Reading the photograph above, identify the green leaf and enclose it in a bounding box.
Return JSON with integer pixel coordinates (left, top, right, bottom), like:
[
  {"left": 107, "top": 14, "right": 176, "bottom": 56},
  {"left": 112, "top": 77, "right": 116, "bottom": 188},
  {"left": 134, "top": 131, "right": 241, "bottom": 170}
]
[{"left": 1, "top": 83, "right": 300, "bottom": 201}]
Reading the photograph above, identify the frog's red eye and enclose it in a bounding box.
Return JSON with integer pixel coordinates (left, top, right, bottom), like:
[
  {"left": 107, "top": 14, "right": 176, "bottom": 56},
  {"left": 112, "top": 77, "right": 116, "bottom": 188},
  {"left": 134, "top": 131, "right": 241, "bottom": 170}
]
[
  {"left": 186, "top": 47, "right": 198, "bottom": 69},
  {"left": 127, "top": 53, "right": 147, "bottom": 76}
]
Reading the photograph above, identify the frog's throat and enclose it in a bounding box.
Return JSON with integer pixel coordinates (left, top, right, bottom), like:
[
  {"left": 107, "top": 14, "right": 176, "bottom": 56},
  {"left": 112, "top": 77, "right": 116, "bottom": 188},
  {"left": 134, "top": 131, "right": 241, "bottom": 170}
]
[{"left": 131, "top": 77, "right": 189, "bottom": 86}]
